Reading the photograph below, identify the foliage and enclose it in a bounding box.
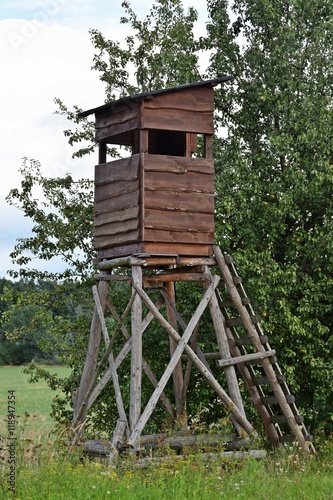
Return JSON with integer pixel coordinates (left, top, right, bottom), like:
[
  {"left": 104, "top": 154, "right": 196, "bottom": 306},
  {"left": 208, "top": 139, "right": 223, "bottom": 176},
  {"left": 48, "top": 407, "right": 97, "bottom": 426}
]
[
  {"left": 206, "top": 0, "right": 333, "bottom": 432},
  {"left": 6, "top": 158, "right": 94, "bottom": 282}
]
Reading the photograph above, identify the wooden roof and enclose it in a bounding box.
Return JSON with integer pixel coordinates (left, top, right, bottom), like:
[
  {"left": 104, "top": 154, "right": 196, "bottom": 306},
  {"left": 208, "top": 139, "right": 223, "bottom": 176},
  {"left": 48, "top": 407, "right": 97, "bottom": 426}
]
[{"left": 79, "top": 76, "right": 232, "bottom": 118}]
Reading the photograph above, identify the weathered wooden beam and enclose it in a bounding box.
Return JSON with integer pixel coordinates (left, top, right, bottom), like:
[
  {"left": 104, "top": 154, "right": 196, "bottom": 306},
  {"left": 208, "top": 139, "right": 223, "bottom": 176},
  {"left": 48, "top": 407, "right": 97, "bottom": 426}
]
[
  {"left": 165, "top": 280, "right": 184, "bottom": 419},
  {"left": 97, "top": 256, "right": 142, "bottom": 269},
  {"left": 73, "top": 280, "right": 109, "bottom": 429},
  {"left": 129, "top": 278, "right": 258, "bottom": 448},
  {"left": 129, "top": 266, "right": 143, "bottom": 437},
  {"left": 144, "top": 272, "right": 210, "bottom": 282},
  {"left": 217, "top": 350, "right": 276, "bottom": 367},
  {"left": 207, "top": 273, "right": 246, "bottom": 422}
]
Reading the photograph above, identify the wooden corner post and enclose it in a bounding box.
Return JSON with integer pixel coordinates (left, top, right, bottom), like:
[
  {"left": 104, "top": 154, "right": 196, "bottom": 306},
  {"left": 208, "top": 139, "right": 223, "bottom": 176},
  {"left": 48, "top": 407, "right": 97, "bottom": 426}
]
[{"left": 129, "top": 265, "right": 143, "bottom": 441}]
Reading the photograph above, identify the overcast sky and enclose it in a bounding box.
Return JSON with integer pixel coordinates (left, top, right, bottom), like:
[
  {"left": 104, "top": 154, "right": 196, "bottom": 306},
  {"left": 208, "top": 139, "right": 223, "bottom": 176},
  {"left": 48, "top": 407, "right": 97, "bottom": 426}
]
[{"left": 0, "top": 0, "right": 209, "bottom": 278}]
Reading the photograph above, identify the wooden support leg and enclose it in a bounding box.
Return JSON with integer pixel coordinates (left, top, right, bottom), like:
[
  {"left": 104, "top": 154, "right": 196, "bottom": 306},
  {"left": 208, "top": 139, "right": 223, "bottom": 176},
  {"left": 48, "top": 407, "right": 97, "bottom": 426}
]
[
  {"left": 92, "top": 285, "right": 128, "bottom": 429},
  {"left": 73, "top": 280, "right": 109, "bottom": 429},
  {"left": 130, "top": 265, "right": 143, "bottom": 441},
  {"left": 165, "top": 281, "right": 185, "bottom": 421}
]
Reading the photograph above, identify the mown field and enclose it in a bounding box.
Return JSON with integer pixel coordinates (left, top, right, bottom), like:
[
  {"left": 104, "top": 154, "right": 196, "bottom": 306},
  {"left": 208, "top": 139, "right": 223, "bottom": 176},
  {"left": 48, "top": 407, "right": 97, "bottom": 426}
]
[{"left": 1, "top": 366, "right": 333, "bottom": 499}]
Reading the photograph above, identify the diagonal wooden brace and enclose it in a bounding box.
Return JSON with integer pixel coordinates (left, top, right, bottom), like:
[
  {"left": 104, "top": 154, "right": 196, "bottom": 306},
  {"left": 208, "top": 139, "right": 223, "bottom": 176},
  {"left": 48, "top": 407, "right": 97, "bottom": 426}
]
[{"left": 129, "top": 277, "right": 258, "bottom": 448}]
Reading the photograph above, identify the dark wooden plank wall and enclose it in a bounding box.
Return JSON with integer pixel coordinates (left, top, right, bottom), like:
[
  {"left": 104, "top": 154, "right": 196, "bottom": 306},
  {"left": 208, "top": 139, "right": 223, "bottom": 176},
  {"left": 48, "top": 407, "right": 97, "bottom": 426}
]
[
  {"left": 143, "top": 155, "right": 214, "bottom": 246},
  {"left": 142, "top": 88, "right": 214, "bottom": 134},
  {"left": 94, "top": 155, "right": 141, "bottom": 250},
  {"left": 94, "top": 87, "right": 214, "bottom": 143},
  {"left": 95, "top": 102, "right": 141, "bottom": 143}
]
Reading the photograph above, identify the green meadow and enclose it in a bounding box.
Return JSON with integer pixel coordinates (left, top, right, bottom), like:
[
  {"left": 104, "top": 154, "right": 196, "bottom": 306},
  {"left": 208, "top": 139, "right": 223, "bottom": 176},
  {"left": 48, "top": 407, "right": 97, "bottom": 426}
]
[
  {"left": 0, "top": 365, "right": 70, "bottom": 437},
  {"left": 1, "top": 365, "right": 333, "bottom": 499}
]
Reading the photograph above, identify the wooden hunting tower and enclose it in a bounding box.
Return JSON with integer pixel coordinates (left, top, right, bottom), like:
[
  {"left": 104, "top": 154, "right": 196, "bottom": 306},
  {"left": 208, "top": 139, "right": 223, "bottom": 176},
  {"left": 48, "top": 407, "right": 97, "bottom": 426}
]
[
  {"left": 80, "top": 77, "right": 232, "bottom": 260},
  {"left": 73, "top": 79, "right": 314, "bottom": 458}
]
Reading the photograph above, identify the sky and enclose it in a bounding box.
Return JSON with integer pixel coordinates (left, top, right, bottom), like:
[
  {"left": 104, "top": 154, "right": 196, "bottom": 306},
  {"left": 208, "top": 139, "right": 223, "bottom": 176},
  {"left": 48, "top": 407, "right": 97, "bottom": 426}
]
[{"left": 0, "top": 0, "right": 209, "bottom": 278}]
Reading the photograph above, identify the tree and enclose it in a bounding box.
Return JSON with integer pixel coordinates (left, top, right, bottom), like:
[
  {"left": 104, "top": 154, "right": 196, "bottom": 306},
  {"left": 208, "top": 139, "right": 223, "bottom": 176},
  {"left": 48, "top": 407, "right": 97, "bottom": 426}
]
[{"left": 206, "top": 0, "right": 333, "bottom": 433}]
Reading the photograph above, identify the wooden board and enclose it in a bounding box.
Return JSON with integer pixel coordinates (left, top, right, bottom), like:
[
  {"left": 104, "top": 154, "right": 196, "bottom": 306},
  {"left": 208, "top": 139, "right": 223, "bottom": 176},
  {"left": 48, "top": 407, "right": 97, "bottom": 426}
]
[
  {"left": 95, "top": 179, "right": 139, "bottom": 202},
  {"left": 145, "top": 171, "right": 213, "bottom": 194},
  {"left": 144, "top": 229, "right": 214, "bottom": 244},
  {"left": 142, "top": 87, "right": 214, "bottom": 134},
  {"left": 94, "top": 218, "right": 139, "bottom": 237},
  {"left": 94, "top": 191, "right": 140, "bottom": 215},
  {"left": 144, "top": 190, "right": 214, "bottom": 214},
  {"left": 95, "top": 102, "right": 141, "bottom": 142},
  {"left": 94, "top": 230, "right": 140, "bottom": 249},
  {"left": 144, "top": 209, "right": 214, "bottom": 233},
  {"left": 144, "top": 154, "right": 214, "bottom": 175},
  {"left": 96, "top": 242, "right": 213, "bottom": 259},
  {"left": 95, "top": 156, "right": 139, "bottom": 185}
]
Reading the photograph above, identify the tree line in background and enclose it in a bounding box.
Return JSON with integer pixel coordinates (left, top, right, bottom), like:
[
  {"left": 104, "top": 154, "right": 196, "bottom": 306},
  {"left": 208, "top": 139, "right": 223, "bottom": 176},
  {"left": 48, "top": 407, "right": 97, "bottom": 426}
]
[{"left": 1, "top": 0, "right": 333, "bottom": 438}]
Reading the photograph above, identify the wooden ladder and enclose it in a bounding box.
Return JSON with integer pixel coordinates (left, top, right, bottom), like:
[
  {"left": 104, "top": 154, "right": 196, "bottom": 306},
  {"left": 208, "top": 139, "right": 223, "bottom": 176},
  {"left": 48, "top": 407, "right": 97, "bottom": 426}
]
[{"left": 213, "top": 246, "right": 315, "bottom": 453}]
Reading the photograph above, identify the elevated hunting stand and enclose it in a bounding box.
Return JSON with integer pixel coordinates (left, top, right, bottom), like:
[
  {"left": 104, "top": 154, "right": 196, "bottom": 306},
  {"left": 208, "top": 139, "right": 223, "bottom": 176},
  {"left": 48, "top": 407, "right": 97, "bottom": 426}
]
[{"left": 73, "top": 78, "right": 314, "bottom": 456}]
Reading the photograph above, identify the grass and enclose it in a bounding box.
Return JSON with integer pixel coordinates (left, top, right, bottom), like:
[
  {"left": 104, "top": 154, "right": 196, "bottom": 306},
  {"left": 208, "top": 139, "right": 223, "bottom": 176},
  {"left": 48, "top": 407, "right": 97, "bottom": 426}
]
[
  {"left": 1, "top": 366, "right": 333, "bottom": 499},
  {"left": 0, "top": 365, "right": 70, "bottom": 437}
]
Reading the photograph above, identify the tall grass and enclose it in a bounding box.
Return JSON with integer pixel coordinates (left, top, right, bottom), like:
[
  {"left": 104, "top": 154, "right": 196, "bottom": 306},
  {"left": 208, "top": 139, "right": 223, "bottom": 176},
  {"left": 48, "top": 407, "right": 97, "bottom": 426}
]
[
  {"left": 1, "top": 366, "right": 333, "bottom": 499},
  {"left": 3, "top": 446, "right": 333, "bottom": 499}
]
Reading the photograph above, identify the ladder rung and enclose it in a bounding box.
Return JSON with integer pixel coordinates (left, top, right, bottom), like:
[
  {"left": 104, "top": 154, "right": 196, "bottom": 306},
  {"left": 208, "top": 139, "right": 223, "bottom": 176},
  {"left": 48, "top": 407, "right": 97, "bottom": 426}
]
[
  {"left": 218, "top": 349, "right": 276, "bottom": 367},
  {"left": 235, "top": 335, "right": 269, "bottom": 346},
  {"left": 262, "top": 394, "right": 295, "bottom": 405},
  {"left": 224, "top": 255, "right": 234, "bottom": 264},
  {"left": 226, "top": 315, "right": 259, "bottom": 327},
  {"left": 246, "top": 355, "right": 278, "bottom": 366},
  {"left": 254, "top": 375, "right": 286, "bottom": 385},
  {"left": 233, "top": 276, "right": 242, "bottom": 285},
  {"left": 219, "top": 297, "right": 250, "bottom": 308},
  {"left": 271, "top": 415, "right": 304, "bottom": 424}
]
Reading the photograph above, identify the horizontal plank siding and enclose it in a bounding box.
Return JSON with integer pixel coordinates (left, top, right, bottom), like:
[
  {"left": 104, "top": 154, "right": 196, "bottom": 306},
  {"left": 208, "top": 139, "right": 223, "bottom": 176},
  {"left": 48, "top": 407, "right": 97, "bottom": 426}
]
[
  {"left": 144, "top": 209, "right": 214, "bottom": 233},
  {"left": 143, "top": 87, "right": 213, "bottom": 112},
  {"left": 144, "top": 190, "right": 214, "bottom": 214},
  {"left": 144, "top": 155, "right": 214, "bottom": 175},
  {"left": 144, "top": 229, "right": 214, "bottom": 244},
  {"left": 95, "top": 156, "right": 139, "bottom": 185},
  {"left": 94, "top": 219, "right": 139, "bottom": 237},
  {"left": 95, "top": 103, "right": 140, "bottom": 142},
  {"left": 94, "top": 206, "right": 139, "bottom": 227},
  {"left": 142, "top": 88, "right": 214, "bottom": 134},
  {"left": 94, "top": 155, "right": 141, "bottom": 251},
  {"left": 94, "top": 191, "right": 140, "bottom": 215},
  {"left": 94, "top": 230, "right": 140, "bottom": 249}
]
